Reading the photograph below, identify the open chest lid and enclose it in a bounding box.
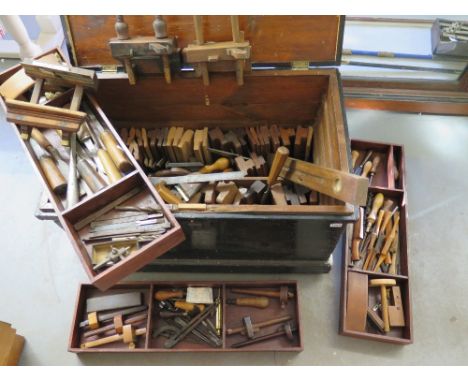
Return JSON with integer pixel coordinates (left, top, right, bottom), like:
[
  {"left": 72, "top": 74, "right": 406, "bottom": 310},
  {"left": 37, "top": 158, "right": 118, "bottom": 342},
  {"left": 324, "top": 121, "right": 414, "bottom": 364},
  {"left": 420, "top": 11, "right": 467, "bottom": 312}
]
[{"left": 63, "top": 16, "right": 344, "bottom": 69}]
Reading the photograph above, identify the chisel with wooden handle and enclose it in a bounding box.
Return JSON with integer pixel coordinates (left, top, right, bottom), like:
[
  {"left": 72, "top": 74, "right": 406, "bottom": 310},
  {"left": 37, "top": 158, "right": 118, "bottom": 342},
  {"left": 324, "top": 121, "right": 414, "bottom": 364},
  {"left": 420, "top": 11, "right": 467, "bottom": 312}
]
[
  {"left": 354, "top": 150, "right": 373, "bottom": 175},
  {"left": 30, "top": 138, "right": 67, "bottom": 195},
  {"left": 275, "top": 146, "right": 369, "bottom": 206}
]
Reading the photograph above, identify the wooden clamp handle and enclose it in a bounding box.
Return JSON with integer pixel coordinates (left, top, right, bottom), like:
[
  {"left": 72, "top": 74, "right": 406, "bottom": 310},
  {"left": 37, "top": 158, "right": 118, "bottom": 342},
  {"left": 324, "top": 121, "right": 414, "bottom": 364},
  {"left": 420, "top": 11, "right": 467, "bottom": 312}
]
[
  {"left": 154, "top": 290, "right": 185, "bottom": 301},
  {"left": 268, "top": 146, "right": 289, "bottom": 186},
  {"left": 199, "top": 157, "right": 230, "bottom": 174},
  {"left": 227, "top": 297, "right": 270, "bottom": 309}
]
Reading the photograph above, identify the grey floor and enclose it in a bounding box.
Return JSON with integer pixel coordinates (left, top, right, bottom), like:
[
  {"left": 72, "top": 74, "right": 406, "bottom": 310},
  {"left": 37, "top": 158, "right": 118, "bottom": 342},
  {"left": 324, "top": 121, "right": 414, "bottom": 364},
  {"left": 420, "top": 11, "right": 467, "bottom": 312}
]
[{"left": 1, "top": 89, "right": 467, "bottom": 364}]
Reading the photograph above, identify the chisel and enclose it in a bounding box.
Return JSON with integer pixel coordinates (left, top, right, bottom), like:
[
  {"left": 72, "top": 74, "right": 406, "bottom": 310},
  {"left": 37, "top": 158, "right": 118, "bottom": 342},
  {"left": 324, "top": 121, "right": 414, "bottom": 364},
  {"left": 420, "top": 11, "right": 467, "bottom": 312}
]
[
  {"left": 354, "top": 150, "right": 373, "bottom": 175},
  {"left": 30, "top": 138, "right": 67, "bottom": 195}
]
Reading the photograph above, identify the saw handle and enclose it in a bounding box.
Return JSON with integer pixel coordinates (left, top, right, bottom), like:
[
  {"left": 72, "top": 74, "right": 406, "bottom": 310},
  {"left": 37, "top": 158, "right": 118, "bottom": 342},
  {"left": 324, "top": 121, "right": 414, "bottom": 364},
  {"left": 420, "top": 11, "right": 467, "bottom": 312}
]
[{"left": 268, "top": 146, "right": 290, "bottom": 186}]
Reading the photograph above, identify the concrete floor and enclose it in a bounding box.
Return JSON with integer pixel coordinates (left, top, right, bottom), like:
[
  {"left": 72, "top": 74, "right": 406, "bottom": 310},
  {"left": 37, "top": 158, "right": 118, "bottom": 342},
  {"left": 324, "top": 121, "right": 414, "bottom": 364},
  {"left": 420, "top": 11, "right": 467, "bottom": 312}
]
[{"left": 1, "top": 86, "right": 467, "bottom": 364}]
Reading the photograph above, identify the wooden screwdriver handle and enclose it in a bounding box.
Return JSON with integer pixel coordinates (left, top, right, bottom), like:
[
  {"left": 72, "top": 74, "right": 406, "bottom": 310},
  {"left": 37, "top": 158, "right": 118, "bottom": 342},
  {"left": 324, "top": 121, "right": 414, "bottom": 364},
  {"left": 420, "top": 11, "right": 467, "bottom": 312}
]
[
  {"left": 366, "top": 193, "right": 384, "bottom": 232},
  {"left": 227, "top": 297, "right": 270, "bottom": 309},
  {"left": 154, "top": 290, "right": 185, "bottom": 301},
  {"left": 100, "top": 131, "right": 133, "bottom": 173},
  {"left": 199, "top": 157, "right": 230, "bottom": 174},
  {"left": 268, "top": 146, "right": 290, "bottom": 185}
]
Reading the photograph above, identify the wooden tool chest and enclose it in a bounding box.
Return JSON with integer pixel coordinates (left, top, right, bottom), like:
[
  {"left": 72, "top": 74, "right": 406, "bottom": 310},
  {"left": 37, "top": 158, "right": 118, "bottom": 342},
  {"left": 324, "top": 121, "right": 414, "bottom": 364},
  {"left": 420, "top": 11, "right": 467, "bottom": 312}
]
[
  {"left": 0, "top": 16, "right": 361, "bottom": 289},
  {"left": 69, "top": 281, "right": 302, "bottom": 352},
  {"left": 340, "top": 139, "right": 412, "bottom": 344}
]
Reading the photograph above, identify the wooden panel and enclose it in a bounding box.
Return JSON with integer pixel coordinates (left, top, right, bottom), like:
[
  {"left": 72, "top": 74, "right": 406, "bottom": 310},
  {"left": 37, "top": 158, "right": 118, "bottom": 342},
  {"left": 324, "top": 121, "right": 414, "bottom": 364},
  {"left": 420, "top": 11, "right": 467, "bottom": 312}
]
[
  {"left": 65, "top": 16, "right": 343, "bottom": 66},
  {"left": 96, "top": 72, "right": 329, "bottom": 124},
  {"left": 345, "top": 98, "right": 468, "bottom": 117}
]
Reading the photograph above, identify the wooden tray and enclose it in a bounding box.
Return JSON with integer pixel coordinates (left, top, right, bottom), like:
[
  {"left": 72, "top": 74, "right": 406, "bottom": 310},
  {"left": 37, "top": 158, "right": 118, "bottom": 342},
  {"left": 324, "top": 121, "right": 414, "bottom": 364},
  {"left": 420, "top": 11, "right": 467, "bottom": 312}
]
[
  {"left": 339, "top": 139, "right": 412, "bottom": 344},
  {"left": 69, "top": 280, "right": 302, "bottom": 352}
]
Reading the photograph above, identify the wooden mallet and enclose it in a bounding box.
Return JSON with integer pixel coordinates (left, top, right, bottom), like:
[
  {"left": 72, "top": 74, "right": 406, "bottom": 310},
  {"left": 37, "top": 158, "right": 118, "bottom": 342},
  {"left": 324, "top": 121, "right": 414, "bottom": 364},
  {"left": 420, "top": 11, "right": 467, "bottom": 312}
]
[{"left": 369, "top": 278, "right": 397, "bottom": 333}]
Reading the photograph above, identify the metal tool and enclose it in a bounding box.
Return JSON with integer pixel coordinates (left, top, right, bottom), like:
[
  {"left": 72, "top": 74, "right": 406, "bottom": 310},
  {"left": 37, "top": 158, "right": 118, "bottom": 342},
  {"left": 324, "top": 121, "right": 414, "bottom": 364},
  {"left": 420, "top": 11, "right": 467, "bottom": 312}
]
[
  {"left": 93, "top": 246, "right": 131, "bottom": 271},
  {"left": 208, "top": 147, "right": 250, "bottom": 160},
  {"left": 150, "top": 170, "right": 247, "bottom": 185},
  {"left": 230, "top": 322, "right": 297, "bottom": 348},
  {"left": 163, "top": 304, "right": 216, "bottom": 348},
  {"left": 226, "top": 315, "right": 292, "bottom": 336},
  {"left": 66, "top": 133, "right": 79, "bottom": 208}
]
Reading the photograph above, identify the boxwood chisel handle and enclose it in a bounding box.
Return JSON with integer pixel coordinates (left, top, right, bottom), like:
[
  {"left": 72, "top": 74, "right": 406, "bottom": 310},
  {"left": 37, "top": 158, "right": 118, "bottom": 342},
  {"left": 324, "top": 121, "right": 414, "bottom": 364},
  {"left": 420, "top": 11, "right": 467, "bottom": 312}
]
[
  {"left": 30, "top": 138, "right": 67, "bottom": 195},
  {"left": 366, "top": 193, "right": 384, "bottom": 233},
  {"left": 100, "top": 131, "right": 133, "bottom": 173}
]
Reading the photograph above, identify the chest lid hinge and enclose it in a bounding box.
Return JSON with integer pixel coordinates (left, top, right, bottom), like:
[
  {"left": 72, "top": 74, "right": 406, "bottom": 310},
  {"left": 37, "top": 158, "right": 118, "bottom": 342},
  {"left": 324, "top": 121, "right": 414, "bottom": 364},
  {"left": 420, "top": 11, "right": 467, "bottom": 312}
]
[{"left": 291, "top": 61, "right": 310, "bottom": 71}]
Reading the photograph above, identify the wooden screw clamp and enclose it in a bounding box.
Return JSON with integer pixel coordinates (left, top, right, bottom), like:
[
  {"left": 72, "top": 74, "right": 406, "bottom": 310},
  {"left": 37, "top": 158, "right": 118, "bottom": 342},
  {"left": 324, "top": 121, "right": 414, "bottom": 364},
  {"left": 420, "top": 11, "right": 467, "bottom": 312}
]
[
  {"left": 184, "top": 15, "right": 251, "bottom": 86},
  {"left": 109, "top": 15, "right": 177, "bottom": 85}
]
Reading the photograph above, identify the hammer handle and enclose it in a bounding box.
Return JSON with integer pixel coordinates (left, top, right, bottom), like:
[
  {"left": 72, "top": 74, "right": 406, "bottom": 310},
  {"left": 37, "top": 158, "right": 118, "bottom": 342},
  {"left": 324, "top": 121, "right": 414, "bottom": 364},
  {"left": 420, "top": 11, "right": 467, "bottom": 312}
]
[
  {"left": 231, "top": 288, "right": 294, "bottom": 299},
  {"left": 227, "top": 297, "right": 269, "bottom": 309},
  {"left": 226, "top": 315, "right": 292, "bottom": 335}
]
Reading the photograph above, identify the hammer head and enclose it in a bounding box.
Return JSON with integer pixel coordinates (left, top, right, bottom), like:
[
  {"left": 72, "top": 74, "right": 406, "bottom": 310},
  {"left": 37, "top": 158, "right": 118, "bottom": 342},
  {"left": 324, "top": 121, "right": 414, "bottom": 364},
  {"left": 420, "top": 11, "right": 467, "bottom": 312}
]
[
  {"left": 369, "top": 278, "right": 397, "bottom": 287},
  {"left": 242, "top": 316, "right": 255, "bottom": 339}
]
